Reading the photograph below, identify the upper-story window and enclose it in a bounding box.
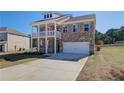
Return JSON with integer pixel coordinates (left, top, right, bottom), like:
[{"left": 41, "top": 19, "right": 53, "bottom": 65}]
[
  {"left": 47, "top": 14, "right": 49, "bottom": 18},
  {"left": 63, "top": 25, "right": 67, "bottom": 33},
  {"left": 44, "top": 15, "right": 47, "bottom": 19},
  {"left": 50, "top": 14, "right": 52, "bottom": 18},
  {"left": 44, "top": 13, "right": 53, "bottom": 19},
  {"left": 84, "top": 24, "right": 90, "bottom": 32},
  {"left": 72, "top": 24, "right": 78, "bottom": 32}
]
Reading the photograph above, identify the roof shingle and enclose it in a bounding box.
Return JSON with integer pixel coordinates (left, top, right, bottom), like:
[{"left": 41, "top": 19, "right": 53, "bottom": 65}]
[{"left": 64, "top": 14, "right": 96, "bottom": 23}]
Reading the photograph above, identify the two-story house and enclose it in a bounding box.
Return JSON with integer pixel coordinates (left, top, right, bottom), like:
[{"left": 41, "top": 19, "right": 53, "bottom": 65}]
[
  {"left": 0, "top": 27, "right": 30, "bottom": 52},
  {"left": 31, "top": 12, "right": 96, "bottom": 55}
]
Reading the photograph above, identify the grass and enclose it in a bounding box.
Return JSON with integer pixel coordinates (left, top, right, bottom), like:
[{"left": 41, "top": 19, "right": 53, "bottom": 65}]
[
  {"left": 0, "top": 52, "right": 48, "bottom": 69},
  {"left": 101, "top": 47, "right": 124, "bottom": 68},
  {"left": 77, "top": 46, "right": 124, "bottom": 81}
]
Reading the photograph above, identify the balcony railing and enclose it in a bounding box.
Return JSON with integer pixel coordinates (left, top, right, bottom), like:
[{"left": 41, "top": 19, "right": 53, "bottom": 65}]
[
  {"left": 0, "top": 41, "right": 7, "bottom": 44},
  {"left": 32, "top": 31, "right": 61, "bottom": 38}
]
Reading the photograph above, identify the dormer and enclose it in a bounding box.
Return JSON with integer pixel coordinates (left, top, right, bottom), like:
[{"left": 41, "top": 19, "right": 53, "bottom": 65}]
[{"left": 43, "top": 11, "right": 62, "bottom": 19}]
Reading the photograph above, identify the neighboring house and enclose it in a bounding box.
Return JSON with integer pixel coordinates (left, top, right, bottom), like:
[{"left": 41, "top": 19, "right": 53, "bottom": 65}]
[
  {"left": 31, "top": 11, "right": 96, "bottom": 55},
  {"left": 115, "top": 41, "right": 124, "bottom": 44},
  {"left": 0, "top": 27, "right": 30, "bottom": 52}
]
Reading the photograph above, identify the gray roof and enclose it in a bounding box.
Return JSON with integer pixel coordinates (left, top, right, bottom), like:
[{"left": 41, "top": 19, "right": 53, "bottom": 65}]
[
  {"left": 42, "top": 11, "right": 62, "bottom": 15},
  {"left": 64, "top": 14, "right": 96, "bottom": 23},
  {"left": 0, "top": 27, "right": 29, "bottom": 37},
  {"left": 32, "top": 14, "right": 95, "bottom": 24}
]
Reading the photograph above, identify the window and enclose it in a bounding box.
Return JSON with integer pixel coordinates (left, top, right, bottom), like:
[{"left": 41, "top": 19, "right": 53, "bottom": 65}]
[
  {"left": 72, "top": 24, "right": 78, "bottom": 32},
  {"left": 44, "top": 15, "right": 46, "bottom": 19},
  {"left": 63, "top": 25, "right": 67, "bottom": 33},
  {"left": 50, "top": 14, "right": 52, "bottom": 18},
  {"left": 47, "top": 14, "right": 49, "bottom": 18},
  {"left": 44, "top": 14, "right": 52, "bottom": 19},
  {"left": 84, "top": 24, "right": 90, "bottom": 32}
]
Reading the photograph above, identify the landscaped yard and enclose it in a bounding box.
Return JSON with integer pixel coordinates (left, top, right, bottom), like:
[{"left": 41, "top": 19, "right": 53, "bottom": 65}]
[
  {"left": 77, "top": 46, "right": 124, "bottom": 81},
  {"left": 0, "top": 52, "right": 48, "bottom": 69}
]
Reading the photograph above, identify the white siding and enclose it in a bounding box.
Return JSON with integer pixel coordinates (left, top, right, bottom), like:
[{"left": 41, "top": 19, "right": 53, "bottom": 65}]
[{"left": 7, "top": 34, "right": 30, "bottom": 51}]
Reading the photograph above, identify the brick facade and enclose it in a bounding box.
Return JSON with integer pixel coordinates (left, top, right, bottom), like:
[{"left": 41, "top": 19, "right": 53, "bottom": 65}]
[
  {"left": 34, "top": 20, "right": 95, "bottom": 54},
  {"left": 61, "top": 21, "right": 95, "bottom": 54}
]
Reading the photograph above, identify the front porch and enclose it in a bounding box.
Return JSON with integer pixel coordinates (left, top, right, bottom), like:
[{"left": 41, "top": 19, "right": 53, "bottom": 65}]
[
  {"left": 32, "top": 37, "right": 62, "bottom": 53},
  {"left": 0, "top": 41, "right": 7, "bottom": 52},
  {"left": 31, "top": 21, "right": 62, "bottom": 54}
]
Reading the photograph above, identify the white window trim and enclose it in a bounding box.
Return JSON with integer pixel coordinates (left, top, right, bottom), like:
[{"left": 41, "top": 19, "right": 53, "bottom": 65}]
[
  {"left": 44, "top": 13, "right": 53, "bottom": 19},
  {"left": 47, "top": 14, "right": 49, "bottom": 18},
  {"left": 83, "top": 23, "right": 90, "bottom": 32},
  {"left": 72, "top": 24, "right": 78, "bottom": 32},
  {"left": 63, "top": 25, "right": 67, "bottom": 33},
  {"left": 44, "top": 15, "right": 46, "bottom": 19}
]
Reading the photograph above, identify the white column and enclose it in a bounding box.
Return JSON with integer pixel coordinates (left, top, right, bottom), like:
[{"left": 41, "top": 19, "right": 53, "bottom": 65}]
[
  {"left": 4, "top": 43, "right": 7, "bottom": 52},
  {"left": 45, "top": 23, "right": 48, "bottom": 54},
  {"left": 30, "top": 26, "right": 33, "bottom": 51},
  {"left": 6, "top": 34, "right": 8, "bottom": 52},
  {"left": 37, "top": 25, "right": 40, "bottom": 52},
  {"left": 54, "top": 22, "right": 57, "bottom": 54}
]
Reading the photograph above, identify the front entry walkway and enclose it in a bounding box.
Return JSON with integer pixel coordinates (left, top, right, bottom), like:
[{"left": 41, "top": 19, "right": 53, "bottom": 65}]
[{"left": 0, "top": 54, "right": 88, "bottom": 81}]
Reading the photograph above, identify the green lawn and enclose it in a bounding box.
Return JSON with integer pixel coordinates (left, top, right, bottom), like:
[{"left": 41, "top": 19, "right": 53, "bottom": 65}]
[
  {"left": 0, "top": 52, "right": 48, "bottom": 69},
  {"left": 77, "top": 46, "right": 124, "bottom": 81}
]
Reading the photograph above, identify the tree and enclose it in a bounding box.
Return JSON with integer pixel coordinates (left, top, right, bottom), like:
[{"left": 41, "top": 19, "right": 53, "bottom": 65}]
[
  {"left": 95, "top": 30, "right": 104, "bottom": 41},
  {"left": 120, "top": 26, "right": 124, "bottom": 29},
  {"left": 103, "top": 35, "right": 112, "bottom": 44},
  {"left": 95, "top": 25, "right": 124, "bottom": 44},
  {"left": 106, "top": 28, "right": 122, "bottom": 43},
  {"left": 120, "top": 26, "right": 124, "bottom": 41}
]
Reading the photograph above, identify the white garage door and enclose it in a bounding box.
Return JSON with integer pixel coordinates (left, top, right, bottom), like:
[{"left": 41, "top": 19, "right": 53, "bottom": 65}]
[{"left": 63, "top": 42, "right": 89, "bottom": 54}]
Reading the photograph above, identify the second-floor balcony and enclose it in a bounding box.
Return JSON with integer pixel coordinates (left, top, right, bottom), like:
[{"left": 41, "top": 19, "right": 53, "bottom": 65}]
[
  {"left": 32, "top": 31, "right": 61, "bottom": 38},
  {"left": 0, "top": 33, "right": 7, "bottom": 41}
]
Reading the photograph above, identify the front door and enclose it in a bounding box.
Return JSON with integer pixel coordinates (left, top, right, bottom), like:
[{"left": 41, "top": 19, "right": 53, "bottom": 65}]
[
  {"left": 0, "top": 45, "right": 4, "bottom": 52},
  {"left": 57, "top": 40, "right": 60, "bottom": 52}
]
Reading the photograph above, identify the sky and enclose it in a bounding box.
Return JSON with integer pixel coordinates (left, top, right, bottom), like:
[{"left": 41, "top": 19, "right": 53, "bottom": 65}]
[{"left": 0, "top": 11, "right": 124, "bottom": 34}]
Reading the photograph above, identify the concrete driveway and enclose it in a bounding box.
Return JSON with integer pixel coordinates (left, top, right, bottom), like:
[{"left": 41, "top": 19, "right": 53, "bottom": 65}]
[
  {"left": 0, "top": 53, "right": 88, "bottom": 81},
  {"left": 47, "top": 53, "right": 88, "bottom": 61}
]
